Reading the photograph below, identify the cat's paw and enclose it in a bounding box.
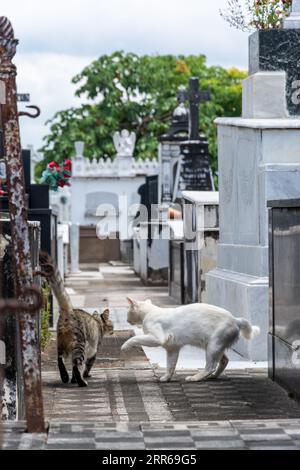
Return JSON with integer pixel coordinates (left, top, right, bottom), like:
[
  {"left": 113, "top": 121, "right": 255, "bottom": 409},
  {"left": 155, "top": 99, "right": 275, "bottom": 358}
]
[
  {"left": 60, "top": 372, "right": 70, "bottom": 384},
  {"left": 72, "top": 366, "right": 88, "bottom": 387},
  {"left": 185, "top": 374, "right": 201, "bottom": 382},
  {"left": 58, "top": 358, "right": 69, "bottom": 384},
  {"left": 159, "top": 375, "right": 172, "bottom": 383},
  {"left": 121, "top": 342, "right": 131, "bottom": 352},
  {"left": 78, "top": 379, "right": 88, "bottom": 387}
]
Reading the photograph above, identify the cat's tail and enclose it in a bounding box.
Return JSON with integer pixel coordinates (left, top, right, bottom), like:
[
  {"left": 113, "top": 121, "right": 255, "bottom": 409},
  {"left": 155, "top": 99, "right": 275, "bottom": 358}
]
[
  {"left": 39, "top": 251, "right": 73, "bottom": 316},
  {"left": 236, "top": 318, "right": 260, "bottom": 340}
]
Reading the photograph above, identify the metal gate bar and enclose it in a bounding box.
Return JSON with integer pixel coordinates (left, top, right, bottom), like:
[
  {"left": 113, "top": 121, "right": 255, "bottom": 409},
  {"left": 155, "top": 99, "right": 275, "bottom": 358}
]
[{"left": 0, "top": 17, "right": 45, "bottom": 433}]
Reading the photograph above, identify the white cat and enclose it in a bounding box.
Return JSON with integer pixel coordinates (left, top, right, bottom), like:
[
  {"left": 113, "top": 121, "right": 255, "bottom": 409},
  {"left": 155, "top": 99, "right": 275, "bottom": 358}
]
[{"left": 121, "top": 298, "right": 260, "bottom": 382}]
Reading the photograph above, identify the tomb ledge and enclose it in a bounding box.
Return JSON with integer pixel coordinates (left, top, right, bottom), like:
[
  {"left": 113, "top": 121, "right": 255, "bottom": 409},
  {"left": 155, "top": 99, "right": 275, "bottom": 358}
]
[{"left": 215, "top": 117, "right": 300, "bottom": 129}]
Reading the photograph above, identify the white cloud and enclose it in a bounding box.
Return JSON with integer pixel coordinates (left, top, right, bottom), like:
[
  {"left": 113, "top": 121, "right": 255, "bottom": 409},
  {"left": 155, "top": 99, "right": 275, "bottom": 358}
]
[
  {"left": 15, "top": 53, "right": 93, "bottom": 150},
  {"left": 1, "top": 0, "right": 249, "bottom": 151}
]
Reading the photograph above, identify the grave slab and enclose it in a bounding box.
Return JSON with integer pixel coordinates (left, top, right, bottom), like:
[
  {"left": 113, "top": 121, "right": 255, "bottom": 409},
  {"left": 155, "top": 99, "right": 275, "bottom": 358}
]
[
  {"left": 249, "top": 29, "right": 300, "bottom": 116},
  {"left": 207, "top": 26, "right": 300, "bottom": 361}
]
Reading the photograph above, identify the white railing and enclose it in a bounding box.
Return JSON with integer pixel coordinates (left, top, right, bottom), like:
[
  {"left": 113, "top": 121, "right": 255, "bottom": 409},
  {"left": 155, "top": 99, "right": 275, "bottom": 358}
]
[{"left": 72, "top": 155, "right": 159, "bottom": 178}]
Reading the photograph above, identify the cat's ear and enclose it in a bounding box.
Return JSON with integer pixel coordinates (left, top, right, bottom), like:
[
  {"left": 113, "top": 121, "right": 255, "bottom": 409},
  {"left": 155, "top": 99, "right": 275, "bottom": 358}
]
[
  {"left": 127, "top": 297, "right": 137, "bottom": 307},
  {"left": 101, "top": 308, "right": 110, "bottom": 322}
]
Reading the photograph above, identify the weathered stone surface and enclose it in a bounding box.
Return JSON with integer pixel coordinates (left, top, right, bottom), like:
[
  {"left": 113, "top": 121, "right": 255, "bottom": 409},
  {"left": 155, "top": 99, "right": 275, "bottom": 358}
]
[
  {"left": 242, "top": 72, "right": 287, "bottom": 119},
  {"left": 207, "top": 118, "right": 300, "bottom": 360},
  {"left": 249, "top": 30, "right": 300, "bottom": 116},
  {"left": 2, "top": 420, "right": 300, "bottom": 450},
  {"left": 3, "top": 265, "right": 300, "bottom": 450}
]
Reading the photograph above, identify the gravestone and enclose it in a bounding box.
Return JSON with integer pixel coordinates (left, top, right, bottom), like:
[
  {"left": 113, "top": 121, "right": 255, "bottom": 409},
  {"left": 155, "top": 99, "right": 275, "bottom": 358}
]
[
  {"left": 178, "top": 139, "right": 214, "bottom": 194},
  {"left": 182, "top": 191, "right": 219, "bottom": 304},
  {"left": 159, "top": 77, "right": 214, "bottom": 204},
  {"left": 138, "top": 85, "right": 189, "bottom": 284},
  {"left": 249, "top": 2, "right": 300, "bottom": 116},
  {"left": 207, "top": 14, "right": 300, "bottom": 361},
  {"left": 159, "top": 87, "right": 189, "bottom": 203},
  {"left": 174, "top": 78, "right": 214, "bottom": 200}
]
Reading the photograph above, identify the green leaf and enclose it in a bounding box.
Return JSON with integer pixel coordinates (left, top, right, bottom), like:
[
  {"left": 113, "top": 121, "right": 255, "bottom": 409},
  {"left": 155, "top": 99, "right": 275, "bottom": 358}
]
[{"left": 38, "top": 52, "right": 246, "bottom": 186}]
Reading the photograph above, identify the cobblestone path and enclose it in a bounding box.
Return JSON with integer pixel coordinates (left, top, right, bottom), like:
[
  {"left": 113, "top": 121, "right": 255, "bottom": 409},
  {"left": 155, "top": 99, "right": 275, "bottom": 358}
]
[
  {"left": 2, "top": 264, "right": 300, "bottom": 450},
  {"left": 42, "top": 327, "right": 300, "bottom": 424}
]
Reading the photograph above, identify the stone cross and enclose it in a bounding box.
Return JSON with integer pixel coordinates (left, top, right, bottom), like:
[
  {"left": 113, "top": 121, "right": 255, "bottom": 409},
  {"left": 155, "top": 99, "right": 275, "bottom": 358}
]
[
  {"left": 183, "top": 77, "right": 211, "bottom": 141},
  {"left": 284, "top": 0, "right": 300, "bottom": 28}
]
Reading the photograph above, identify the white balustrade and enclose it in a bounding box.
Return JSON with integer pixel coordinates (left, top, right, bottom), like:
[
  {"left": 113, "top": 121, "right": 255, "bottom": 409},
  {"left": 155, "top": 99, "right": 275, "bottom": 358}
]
[{"left": 72, "top": 154, "right": 158, "bottom": 178}]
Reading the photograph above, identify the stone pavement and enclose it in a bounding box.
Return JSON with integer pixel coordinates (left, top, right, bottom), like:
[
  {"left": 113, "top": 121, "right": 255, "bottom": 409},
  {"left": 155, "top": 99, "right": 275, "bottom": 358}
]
[
  {"left": 2, "top": 263, "right": 300, "bottom": 450},
  {"left": 42, "top": 331, "right": 172, "bottom": 423},
  {"left": 64, "top": 262, "right": 176, "bottom": 310},
  {"left": 42, "top": 331, "right": 300, "bottom": 424},
  {"left": 2, "top": 419, "right": 300, "bottom": 450}
]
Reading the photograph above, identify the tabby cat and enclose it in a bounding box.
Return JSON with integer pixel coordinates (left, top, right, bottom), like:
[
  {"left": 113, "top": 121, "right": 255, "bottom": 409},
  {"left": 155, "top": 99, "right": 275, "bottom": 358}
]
[{"left": 39, "top": 252, "right": 114, "bottom": 387}]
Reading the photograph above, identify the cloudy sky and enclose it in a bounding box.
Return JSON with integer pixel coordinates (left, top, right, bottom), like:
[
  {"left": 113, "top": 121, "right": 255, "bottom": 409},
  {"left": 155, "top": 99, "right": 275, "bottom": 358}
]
[{"left": 1, "top": 0, "right": 248, "bottom": 152}]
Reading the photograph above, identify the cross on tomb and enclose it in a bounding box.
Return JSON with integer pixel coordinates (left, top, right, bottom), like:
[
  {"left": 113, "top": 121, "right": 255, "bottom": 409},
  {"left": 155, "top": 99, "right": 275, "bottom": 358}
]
[
  {"left": 172, "top": 78, "right": 214, "bottom": 198},
  {"left": 182, "top": 77, "right": 211, "bottom": 140}
]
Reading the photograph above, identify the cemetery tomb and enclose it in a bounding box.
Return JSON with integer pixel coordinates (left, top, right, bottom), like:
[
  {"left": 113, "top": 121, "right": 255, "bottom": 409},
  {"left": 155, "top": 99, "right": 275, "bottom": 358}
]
[
  {"left": 268, "top": 198, "right": 300, "bottom": 401},
  {"left": 70, "top": 139, "right": 158, "bottom": 265},
  {"left": 182, "top": 191, "right": 219, "bottom": 305},
  {"left": 207, "top": 12, "right": 300, "bottom": 361}
]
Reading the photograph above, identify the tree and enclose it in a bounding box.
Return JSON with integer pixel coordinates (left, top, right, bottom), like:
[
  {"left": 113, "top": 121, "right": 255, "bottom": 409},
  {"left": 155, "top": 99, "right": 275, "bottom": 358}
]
[{"left": 37, "top": 52, "right": 247, "bottom": 182}]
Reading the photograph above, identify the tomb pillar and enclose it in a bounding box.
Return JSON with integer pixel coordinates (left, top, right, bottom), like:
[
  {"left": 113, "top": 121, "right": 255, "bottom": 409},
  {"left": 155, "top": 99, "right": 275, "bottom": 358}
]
[{"left": 207, "top": 21, "right": 300, "bottom": 360}]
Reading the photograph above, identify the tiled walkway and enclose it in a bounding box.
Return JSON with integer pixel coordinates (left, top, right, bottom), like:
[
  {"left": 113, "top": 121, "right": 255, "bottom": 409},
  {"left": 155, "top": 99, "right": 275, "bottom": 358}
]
[
  {"left": 2, "top": 419, "right": 300, "bottom": 450},
  {"left": 42, "top": 331, "right": 300, "bottom": 424},
  {"left": 2, "top": 263, "right": 300, "bottom": 450}
]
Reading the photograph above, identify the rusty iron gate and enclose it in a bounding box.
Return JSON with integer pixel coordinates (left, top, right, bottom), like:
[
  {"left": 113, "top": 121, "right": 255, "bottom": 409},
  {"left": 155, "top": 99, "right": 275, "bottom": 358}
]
[{"left": 0, "top": 16, "right": 45, "bottom": 432}]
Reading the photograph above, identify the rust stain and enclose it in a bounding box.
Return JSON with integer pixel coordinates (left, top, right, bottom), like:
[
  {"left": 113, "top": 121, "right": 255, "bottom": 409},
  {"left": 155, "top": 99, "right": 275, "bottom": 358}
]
[
  {"left": 0, "top": 16, "right": 45, "bottom": 433},
  {"left": 0, "top": 286, "right": 43, "bottom": 314}
]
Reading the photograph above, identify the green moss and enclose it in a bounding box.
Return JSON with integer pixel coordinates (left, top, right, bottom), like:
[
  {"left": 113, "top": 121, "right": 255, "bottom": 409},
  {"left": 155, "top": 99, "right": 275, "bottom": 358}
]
[{"left": 40, "top": 281, "right": 52, "bottom": 352}]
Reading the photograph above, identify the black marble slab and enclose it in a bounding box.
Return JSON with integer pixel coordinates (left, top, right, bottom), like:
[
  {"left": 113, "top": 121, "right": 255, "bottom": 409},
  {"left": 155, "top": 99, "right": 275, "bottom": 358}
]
[
  {"left": 249, "top": 29, "right": 300, "bottom": 116},
  {"left": 273, "top": 334, "right": 300, "bottom": 401},
  {"left": 269, "top": 203, "right": 300, "bottom": 400},
  {"left": 268, "top": 198, "right": 300, "bottom": 208},
  {"left": 177, "top": 139, "right": 214, "bottom": 194}
]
